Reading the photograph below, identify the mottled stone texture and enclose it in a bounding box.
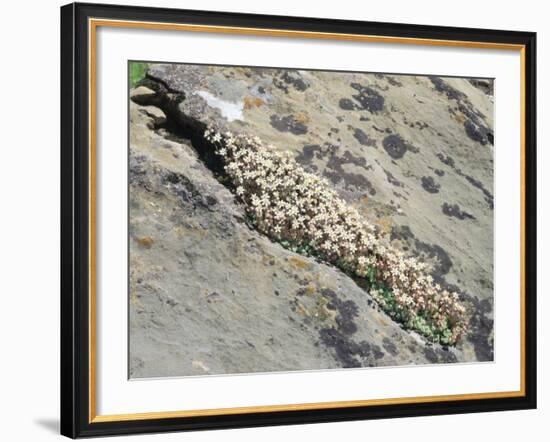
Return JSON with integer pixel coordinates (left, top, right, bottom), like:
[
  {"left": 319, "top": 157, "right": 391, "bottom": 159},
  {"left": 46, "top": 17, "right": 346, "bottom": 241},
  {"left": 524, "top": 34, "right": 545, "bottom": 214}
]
[{"left": 129, "top": 64, "right": 494, "bottom": 378}]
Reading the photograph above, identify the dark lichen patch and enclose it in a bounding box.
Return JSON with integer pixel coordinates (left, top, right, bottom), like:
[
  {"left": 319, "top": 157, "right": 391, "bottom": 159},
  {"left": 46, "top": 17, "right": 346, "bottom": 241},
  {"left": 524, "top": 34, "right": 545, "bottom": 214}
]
[
  {"left": 383, "top": 135, "right": 407, "bottom": 159},
  {"left": 415, "top": 242, "right": 453, "bottom": 279},
  {"left": 272, "top": 77, "right": 289, "bottom": 94},
  {"left": 477, "top": 277, "right": 493, "bottom": 291},
  {"left": 206, "top": 291, "right": 222, "bottom": 304},
  {"left": 270, "top": 115, "right": 308, "bottom": 135},
  {"left": 463, "top": 114, "right": 494, "bottom": 146},
  {"left": 322, "top": 289, "right": 360, "bottom": 335},
  {"left": 434, "top": 287, "right": 493, "bottom": 362},
  {"left": 335, "top": 168, "right": 376, "bottom": 194},
  {"left": 281, "top": 71, "right": 308, "bottom": 91},
  {"left": 353, "top": 128, "right": 377, "bottom": 147},
  {"left": 139, "top": 158, "right": 219, "bottom": 213},
  {"left": 468, "top": 78, "right": 494, "bottom": 96},
  {"left": 129, "top": 153, "right": 148, "bottom": 187},
  {"left": 371, "top": 345, "right": 385, "bottom": 359},
  {"left": 317, "top": 288, "right": 376, "bottom": 368},
  {"left": 382, "top": 134, "right": 416, "bottom": 160},
  {"left": 430, "top": 77, "right": 493, "bottom": 146},
  {"left": 273, "top": 70, "right": 309, "bottom": 93},
  {"left": 390, "top": 225, "right": 452, "bottom": 280},
  {"left": 442, "top": 202, "right": 476, "bottom": 220},
  {"left": 436, "top": 152, "right": 493, "bottom": 209},
  {"left": 324, "top": 169, "right": 376, "bottom": 195},
  {"left": 295, "top": 144, "right": 322, "bottom": 165},
  {"left": 421, "top": 346, "right": 457, "bottom": 364},
  {"left": 351, "top": 83, "right": 385, "bottom": 113},
  {"left": 374, "top": 82, "right": 390, "bottom": 92},
  {"left": 383, "top": 169, "right": 404, "bottom": 187},
  {"left": 436, "top": 152, "right": 455, "bottom": 168},
  {"left": 338, "top": 98, "right": 355, "bottom": 110},
  {"left": 463, "top": 294, "right": 494, "bottom": 361},
  {"left": 434, "top": 168, "right": 445, "bottom": 177},
  {"left": 402, "top": 115, "right": 423, "bottom": 130},
  {"left": 382, "top": 337, "right": 399, "bottom": 357},
  {"left": 423, "top": 346, "right": 439, "bottom": 363},
  {"left": 421, "top": 176, "right": 441, "bottom": 194},
  {"left": 429, "top": 76, "right": 466, "bottom": 101},
  {"left": 297, "top": 143, "right": 376, "bottom": 194},
  {"left": 386, "top": 76, "right": 403, "bottom": 87},
  {"left": 438, "top": 348, "right": 459, "bottom": 363},
  {"left": 464, "top": 119, "right": 492, "bottom": 145},
  {"left": 339, "top": 83, "right": 385, "bottom": 114},
  {"left": 319, "top": 328, "right": 369, "bottom": 368},
  {"left": 341, "top": 150, "right": 368, "bottom": 168},
  {"left": 163, "top": 170, "right": 201, "bottom": 201},
  {"left": 319, "top": 288, "right": 391, "bottom": 368},
  {"left": 392, "top": 190, "right": 407, "bottom": 201},
  {"left": 462, "top": 173, "right": 494, "bottom": 209},
  {"left": 457, "top": 102, "right": 486, "bottom": 124},
  {"left": 390, "top": 224, "right": 414, "bottom": 242}
]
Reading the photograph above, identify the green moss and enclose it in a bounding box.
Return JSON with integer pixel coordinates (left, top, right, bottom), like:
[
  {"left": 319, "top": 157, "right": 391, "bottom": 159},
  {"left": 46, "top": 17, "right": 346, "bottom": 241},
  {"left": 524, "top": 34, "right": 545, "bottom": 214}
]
[{"left": 129, "top": 61, "right": 148, "bottom": 88}]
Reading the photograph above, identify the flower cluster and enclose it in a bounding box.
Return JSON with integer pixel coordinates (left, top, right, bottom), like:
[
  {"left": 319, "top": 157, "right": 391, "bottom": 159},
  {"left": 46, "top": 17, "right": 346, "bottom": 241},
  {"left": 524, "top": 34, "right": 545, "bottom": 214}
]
[{"left": 204, "top": 129, "right": 466, "bottom": 345}]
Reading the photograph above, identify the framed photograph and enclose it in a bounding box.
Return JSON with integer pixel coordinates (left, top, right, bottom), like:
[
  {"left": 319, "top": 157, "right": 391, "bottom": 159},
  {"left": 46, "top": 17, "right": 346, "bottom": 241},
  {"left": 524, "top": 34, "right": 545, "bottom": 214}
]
[{"left": 60, "top": 2, "right": 537, "bottom": 438}]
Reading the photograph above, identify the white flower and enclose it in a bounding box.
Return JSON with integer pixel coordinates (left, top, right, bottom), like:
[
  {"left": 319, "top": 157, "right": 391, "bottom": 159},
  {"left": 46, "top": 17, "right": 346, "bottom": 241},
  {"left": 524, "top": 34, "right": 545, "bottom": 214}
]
[{"left": 205, "top": 128, "right": 465, "bottom": 344}]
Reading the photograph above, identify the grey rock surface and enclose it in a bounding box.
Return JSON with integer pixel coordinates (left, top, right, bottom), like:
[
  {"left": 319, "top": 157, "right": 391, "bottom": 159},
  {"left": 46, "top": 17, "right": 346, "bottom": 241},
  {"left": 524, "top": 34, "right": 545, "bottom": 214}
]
[{"left": 129, "top": 64, "right": 494, "bottom": 378}]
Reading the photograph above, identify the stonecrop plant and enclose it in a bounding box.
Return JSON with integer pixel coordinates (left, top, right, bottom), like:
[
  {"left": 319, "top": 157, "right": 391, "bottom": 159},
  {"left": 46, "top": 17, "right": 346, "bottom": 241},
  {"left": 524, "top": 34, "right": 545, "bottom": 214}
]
[{"left": 204, "top": 129, "right": 467, "bottom": 345}]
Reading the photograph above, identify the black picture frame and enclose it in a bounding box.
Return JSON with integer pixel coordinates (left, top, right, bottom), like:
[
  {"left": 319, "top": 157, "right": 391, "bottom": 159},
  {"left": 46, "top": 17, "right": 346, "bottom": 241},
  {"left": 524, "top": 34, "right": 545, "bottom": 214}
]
[{"left": 61, "top": 2, "right": 537, "bottom": 438}]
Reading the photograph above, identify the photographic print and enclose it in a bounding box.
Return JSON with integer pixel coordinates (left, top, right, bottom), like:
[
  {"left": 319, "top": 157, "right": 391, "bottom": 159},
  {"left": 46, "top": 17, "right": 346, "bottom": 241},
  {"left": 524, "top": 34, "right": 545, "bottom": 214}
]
[
  {"left": 61, "top": 6, "right": 536, "bottom": 436},
  {"left": 128, "top": 61, "right": 494, "bottom": 379}
]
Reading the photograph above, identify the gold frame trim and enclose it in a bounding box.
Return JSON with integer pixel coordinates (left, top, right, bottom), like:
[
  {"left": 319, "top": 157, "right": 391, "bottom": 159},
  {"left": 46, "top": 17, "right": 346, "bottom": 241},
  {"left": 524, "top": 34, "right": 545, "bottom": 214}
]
[{"left": 88, "top": 18, "right": 527, "bottom": 424}]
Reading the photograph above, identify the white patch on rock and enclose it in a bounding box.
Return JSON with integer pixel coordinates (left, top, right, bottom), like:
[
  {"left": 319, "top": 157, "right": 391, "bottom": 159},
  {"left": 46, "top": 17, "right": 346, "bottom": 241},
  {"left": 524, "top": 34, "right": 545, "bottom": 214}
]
[
  {"left": 195, "top": 90, "right": 243, "bottom": 122},
  {"left": 192, "top": 360, "right": 211, "bottom": 373}
]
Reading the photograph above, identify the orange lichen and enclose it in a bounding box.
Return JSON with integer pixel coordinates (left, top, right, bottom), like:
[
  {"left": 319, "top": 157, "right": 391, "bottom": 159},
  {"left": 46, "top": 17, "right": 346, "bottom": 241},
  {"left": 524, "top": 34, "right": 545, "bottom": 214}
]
[
  {"left": 136, "top": 236, "right": 154, "bottom": 249},
  {"left": 243, "top": 96, "right": 265, "bottom": 110}
]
